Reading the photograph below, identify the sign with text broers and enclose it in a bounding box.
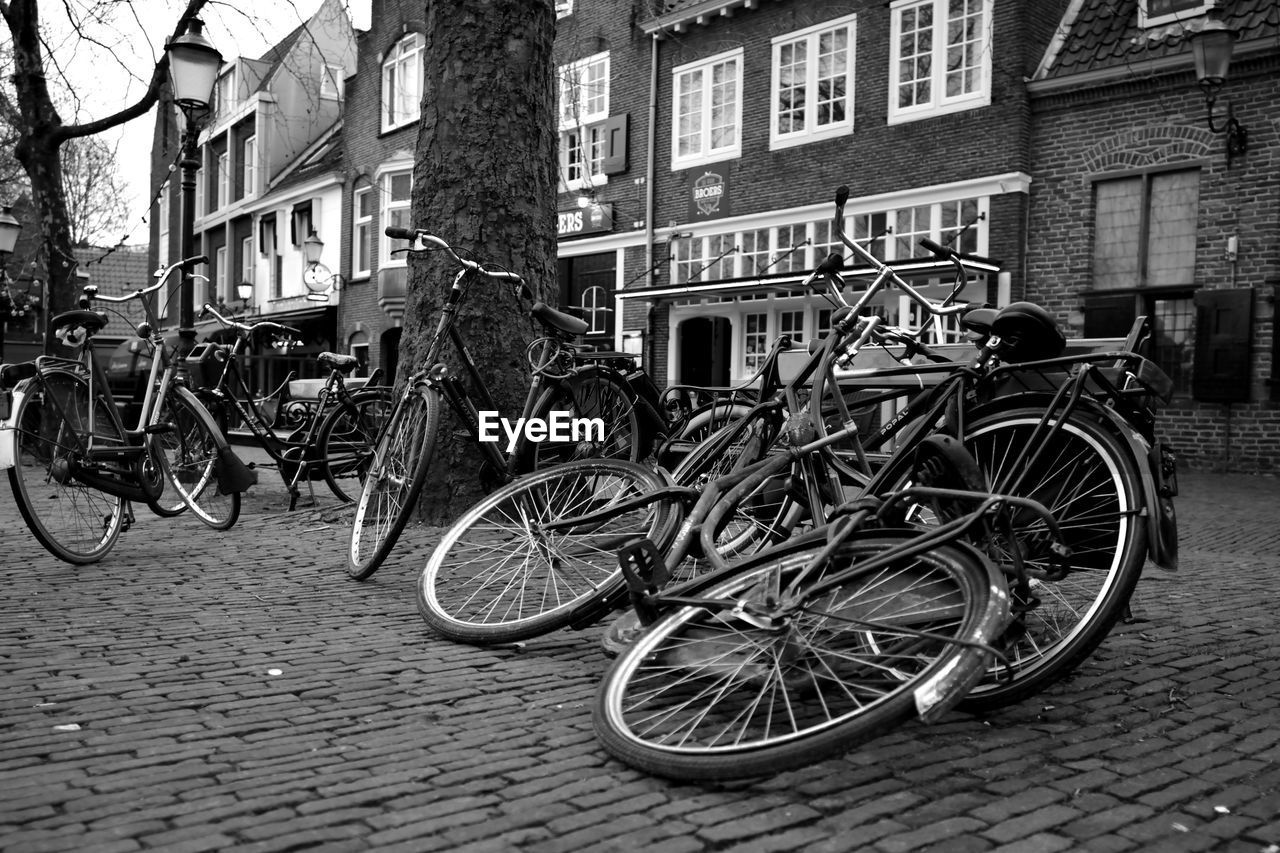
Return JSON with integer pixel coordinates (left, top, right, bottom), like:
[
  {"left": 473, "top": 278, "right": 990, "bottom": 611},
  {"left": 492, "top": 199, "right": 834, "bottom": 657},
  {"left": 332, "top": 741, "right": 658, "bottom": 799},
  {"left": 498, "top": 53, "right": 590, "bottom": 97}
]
[
  {"left": 689, "top": 170, "right": 731, "bottom": 221},
  {"left": 557, "top": 203, "right": 614, "bottom": 237}
]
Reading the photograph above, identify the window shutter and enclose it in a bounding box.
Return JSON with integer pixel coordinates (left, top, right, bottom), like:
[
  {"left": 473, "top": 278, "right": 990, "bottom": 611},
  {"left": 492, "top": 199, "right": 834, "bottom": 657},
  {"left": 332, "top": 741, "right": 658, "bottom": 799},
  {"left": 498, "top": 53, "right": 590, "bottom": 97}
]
[
  {"left": 1192, "top": 287, "right": 1253, "bottom": 403},
  {"left": 1082, "top": 293, "right": 1136, "bottom": 338},
  {"left": 601, "top": 113, "right": 628, "bottom": 175}
]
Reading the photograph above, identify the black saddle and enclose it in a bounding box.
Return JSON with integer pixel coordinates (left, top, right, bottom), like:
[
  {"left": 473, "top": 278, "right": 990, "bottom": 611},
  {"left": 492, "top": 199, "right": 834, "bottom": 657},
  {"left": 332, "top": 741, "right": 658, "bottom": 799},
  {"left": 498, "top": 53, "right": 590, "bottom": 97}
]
[
  {"left": 50, "top": 309, "right": 109, "bottom": 335},
  {"left": 531, "top": 302, "right": 589, "bottom": 336},
  {"left": 318, "top": 351, "right": 360, "bottom": 374}
]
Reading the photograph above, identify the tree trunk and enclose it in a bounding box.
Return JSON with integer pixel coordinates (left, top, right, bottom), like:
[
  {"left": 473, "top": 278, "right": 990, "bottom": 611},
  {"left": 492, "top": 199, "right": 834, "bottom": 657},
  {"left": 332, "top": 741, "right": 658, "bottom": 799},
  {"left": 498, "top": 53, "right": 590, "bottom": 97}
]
[{"left": 402, "top": 0, "right": 558, "bottom": 523}]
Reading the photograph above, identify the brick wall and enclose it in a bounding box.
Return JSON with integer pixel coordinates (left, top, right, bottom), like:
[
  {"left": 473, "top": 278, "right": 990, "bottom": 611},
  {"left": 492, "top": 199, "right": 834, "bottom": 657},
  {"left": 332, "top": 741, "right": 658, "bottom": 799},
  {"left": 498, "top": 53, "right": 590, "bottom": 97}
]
[{"left": 1028, "top": 57, "right": 1280, "bottom": 472}]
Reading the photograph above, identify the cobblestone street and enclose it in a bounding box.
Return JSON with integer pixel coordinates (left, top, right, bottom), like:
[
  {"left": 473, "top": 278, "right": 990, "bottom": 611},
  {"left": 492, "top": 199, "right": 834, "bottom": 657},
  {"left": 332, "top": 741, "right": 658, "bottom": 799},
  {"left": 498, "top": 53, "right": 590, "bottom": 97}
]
[{"left": 1, "top": 452, "right": 1278, "bottom": 852}]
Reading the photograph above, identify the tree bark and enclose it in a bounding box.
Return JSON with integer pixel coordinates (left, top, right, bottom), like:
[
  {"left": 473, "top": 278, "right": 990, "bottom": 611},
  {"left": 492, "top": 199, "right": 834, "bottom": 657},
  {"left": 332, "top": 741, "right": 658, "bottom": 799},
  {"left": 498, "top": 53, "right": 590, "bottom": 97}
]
[{"left": 401, "top": 0, "right": 558, "bottom": 523}]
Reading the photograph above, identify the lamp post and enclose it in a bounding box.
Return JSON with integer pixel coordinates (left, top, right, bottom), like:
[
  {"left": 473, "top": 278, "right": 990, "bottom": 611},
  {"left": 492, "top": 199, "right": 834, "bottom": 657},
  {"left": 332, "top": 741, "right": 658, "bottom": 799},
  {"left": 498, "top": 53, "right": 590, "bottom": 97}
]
[
  {"left": 1190, "top": 5, "right": 1247, "bottom": 166},
  {"left": 0, "top": 205, "right": 22, "bottom": 361},
  {"left": 166, "top": 18, "right": 222, "bottom": 354},
  {"left": 236, "top": 282, "right": 254, "bottom": 316},
  {"left": 302, "top": 232, "right": 344, "bottom": 301}
]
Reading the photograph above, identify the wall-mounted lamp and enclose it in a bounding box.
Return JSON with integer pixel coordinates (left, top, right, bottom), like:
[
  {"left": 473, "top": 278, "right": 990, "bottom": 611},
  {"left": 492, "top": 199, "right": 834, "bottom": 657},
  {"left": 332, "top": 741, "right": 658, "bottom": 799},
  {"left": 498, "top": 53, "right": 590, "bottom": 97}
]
[
  {"left": 1189, "top": 5, "right": 1247, "bottom": 166},
  {"left": 302, "top": 231, "right": 343, "bottom": 302}
]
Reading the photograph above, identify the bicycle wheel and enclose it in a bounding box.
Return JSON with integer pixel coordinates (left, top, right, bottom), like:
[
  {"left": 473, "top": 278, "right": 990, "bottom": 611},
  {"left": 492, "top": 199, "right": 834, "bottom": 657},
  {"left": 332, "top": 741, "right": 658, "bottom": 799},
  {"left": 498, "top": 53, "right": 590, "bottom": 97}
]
[
  {"left": 671, "top": 409, "right": 795, "bottom": 564},
  {"left": 154, "top": 386, "right": 241, "bottom": 530},
  {"left": 8, "top": 371, "right": 125, "bottom": 564},
  {"left": 515, "top": 366, "right": 643, "bottom": 471},
  {"left": 593, "top": 532, "right": 1006, "bottom": 781},
  {"left": 316, "top": 387, "right": 395, "bottom": 503},
  {"left": 953, "top": 407, "right": 1146, "bottom": 712},
  {"left": 418, "top": 458, "right": 678, "bottom": 644},
  {"left": 348, "top": 384, "right": 439, "bottom": 580}
]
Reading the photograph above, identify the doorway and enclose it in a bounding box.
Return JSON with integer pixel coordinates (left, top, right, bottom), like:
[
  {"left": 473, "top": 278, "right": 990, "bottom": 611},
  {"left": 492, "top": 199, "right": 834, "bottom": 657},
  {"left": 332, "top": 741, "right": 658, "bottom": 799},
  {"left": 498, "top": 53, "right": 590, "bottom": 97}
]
[
  {"left": 679, "top": 316, "right": 730, "bottom": 386},
  {"left": 557, "top": 251, "right": 616, "bottom": 348},
  {"left": 381, "top": 327, "right": 402, "bottom": 385}
]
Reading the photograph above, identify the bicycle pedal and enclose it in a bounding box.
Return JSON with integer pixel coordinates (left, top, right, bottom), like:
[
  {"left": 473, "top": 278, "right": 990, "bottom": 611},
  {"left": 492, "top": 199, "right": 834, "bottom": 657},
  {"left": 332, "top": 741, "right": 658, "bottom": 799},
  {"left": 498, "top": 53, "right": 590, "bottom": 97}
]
[{"left": 617, "top": 537, "right": 668, "bottom": 592}]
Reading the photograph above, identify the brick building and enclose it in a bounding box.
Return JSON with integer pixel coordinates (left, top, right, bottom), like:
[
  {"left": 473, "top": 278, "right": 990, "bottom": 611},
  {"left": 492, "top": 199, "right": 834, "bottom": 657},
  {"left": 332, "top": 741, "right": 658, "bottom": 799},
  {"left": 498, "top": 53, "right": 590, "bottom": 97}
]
[
  {"left": 1025, "top": 0, "right": 1280, "bottom": 471},
  {"left": 555, "top": 0, "right": 1069, "bottom": 386}
]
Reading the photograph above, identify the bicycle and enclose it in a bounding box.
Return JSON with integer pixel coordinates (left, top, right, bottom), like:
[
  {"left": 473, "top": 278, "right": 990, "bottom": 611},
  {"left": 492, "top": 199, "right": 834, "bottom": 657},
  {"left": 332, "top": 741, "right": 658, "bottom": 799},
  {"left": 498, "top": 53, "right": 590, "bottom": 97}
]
[
  {"left": 417, "top": 186, "right": 1177, "bottom": 714},
  {"left": 0, "top": 256, "right": 250, "bottom": 563},
  {"left": 346, "top": 226, "right": 672, "bottom": 581},
  {"left": 192, "top": 303, "right": 393, "bottom": 510}
]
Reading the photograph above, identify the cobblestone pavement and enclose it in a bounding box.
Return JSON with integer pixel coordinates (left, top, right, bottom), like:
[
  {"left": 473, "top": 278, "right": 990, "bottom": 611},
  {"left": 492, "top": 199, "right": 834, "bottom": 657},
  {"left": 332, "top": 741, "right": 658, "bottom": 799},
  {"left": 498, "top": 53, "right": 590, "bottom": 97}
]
[{"left": 2, "top": 446, "right": 1278, "bottom": 853}]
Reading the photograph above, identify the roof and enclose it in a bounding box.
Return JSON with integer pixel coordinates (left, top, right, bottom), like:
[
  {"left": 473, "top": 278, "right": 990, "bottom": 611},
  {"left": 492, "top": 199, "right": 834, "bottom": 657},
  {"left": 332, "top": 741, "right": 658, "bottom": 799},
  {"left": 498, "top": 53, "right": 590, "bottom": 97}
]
[
  {"left": 1038, "top": 0, "right": 1278, "bottom": 83},
  {"left": 640, "top": 0, "right": 761, "bottom": 36},
  {"left": 253, "top": 21, "right": 309, "bottom": 92},
  {"left": 268, "top": 121, "right": 345, "bottom": 194},
  {"left": 74, "top": 246, "right": 151, "bottom": 297}
]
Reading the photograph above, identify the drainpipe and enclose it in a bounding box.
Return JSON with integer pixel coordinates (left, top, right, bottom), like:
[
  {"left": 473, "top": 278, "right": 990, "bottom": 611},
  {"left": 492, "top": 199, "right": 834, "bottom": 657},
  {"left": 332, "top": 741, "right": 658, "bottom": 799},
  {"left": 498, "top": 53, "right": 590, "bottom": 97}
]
[{"left": 644, "top": 33, "right": 658, "bottom": 375}]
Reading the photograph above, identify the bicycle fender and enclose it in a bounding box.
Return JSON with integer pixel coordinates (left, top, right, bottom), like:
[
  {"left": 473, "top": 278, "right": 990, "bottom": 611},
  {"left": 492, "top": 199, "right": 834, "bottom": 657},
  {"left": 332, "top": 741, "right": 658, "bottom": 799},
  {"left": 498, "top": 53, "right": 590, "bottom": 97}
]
[
  {"left": 0, "top": 382, "right": 26, "bottom": 471},
  {"left": 971, "top": 396, "right": 1177, "bottom": 572}
]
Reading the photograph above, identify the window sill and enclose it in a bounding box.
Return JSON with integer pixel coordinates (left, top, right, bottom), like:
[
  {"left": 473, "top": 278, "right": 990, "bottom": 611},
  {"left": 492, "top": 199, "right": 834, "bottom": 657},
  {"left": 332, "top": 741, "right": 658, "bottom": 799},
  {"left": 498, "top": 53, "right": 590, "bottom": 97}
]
[
  {"left": 379, "top": 118, "right": 420, "bottom": 137},
  {"left": 769, "top": 124, "right": 853, "bottom": 151},
  {"left": 671, "top": 149, "right": 741, "bottom": 172},
  {"left": 886, "top": 95, "right": 991, "bottom": 126}
]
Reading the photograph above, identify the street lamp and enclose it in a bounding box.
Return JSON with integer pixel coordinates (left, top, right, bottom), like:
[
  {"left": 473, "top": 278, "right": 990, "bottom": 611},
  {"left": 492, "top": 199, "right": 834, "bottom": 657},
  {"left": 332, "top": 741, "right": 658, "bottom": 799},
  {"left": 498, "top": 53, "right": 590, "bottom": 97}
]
[
  {"left": 1189, "top": 5, "right": 1247, "bottom": 166},
  {"left": 165, "top": 18, "right": 222, "bottom": 353},
  {"left": 0, "top": 205, "right": 21, "bottom": 361},
  {"left": 236, "top": 282, "right": 254, "bottom": 315},
  {"left": 302, "top": 231, "right": 343, "bottom": 302}
]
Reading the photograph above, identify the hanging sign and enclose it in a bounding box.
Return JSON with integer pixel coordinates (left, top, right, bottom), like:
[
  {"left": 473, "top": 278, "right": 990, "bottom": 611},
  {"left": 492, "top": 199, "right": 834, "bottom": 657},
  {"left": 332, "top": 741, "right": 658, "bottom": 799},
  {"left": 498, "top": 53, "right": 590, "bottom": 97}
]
[{"left": 689, "top": 170, "right": 731, "bottom": 221}]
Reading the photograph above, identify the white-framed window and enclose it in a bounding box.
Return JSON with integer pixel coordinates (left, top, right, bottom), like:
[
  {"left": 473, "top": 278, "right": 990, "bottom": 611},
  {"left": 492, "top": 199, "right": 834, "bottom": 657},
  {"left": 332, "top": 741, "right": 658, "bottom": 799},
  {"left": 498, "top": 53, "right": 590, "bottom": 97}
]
[
  {"left": 216, "top": 151, "right": 230, "bottom": 209},
  {"left": 770, "top": 14, "right": 856, "bottom": 150},
  {"left": 558, "top": 52, "right": 610, "bottom": 191},
  {"left": 240, "top": 235, "right": 254, "bottom": 293},
  {"left": 555, "top": 0, "right": 573, "bottom": 18},
  {"left": 214, "top": 70, "right": 237, "bottom": 123},
  {"left": 194, "top": 167, "right": 204, "bottom": 218},
  {"left": 1138, "top": 0, "right": 1211, "bottom": 28},
  {"left": 739, "top": 229, "right": 771, "bottom": 277},
  {"left": 261, "top": 218, "right": 280, "bottom": 299},
  {"left": 321, "top": 64, "right": 345, "bottom": 100},
  {"left": 893, "top": 204, "right": 932, "bottom": 260},
  {"left": 581, "top": 286, "right": 609, "bottom": 335},
  {"left": 215, "top": 245, "right": 228, "bottom": 302},
  {"left": 778, "top": 309, "right": 805, "bottom": 344},
  {"left": 242, "top": 136, "right": 257, "bottom": 199},
  {"left": 743, "top": 313, "right": 768, "bottom": 374},
  {"left": 382, "top": 33, "right": 423, "bottom": 132},
  {"left": 671, "top": 48, "right": 742, "bottom": 170},
  {"left": 348, "top": 331, "right": 370, "bottom": 375},
  {"left": 353, "top": 187, "right": 373, "bottom": 278},
  {"left": 381, "top": 170, "right": 413, "bottom": 266},
  {"left": 773, "top": 224, "right": 809, "bottom": 274},
  {"left": 888, "top": 0, "right": 992, "bottom": 124},
  {"left": 815, "top": 308, "right": 834, "bottom": 339}
]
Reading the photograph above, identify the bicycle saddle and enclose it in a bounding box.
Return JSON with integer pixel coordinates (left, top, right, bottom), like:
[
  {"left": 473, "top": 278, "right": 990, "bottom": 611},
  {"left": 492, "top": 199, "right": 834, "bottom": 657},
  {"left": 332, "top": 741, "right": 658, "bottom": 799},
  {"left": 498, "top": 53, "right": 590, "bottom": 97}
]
[
  {"left": 318, "top": 351, "right": 360, "bottom": 374},
  {"left": 531, "top": 302, "right": 589, "bottom": 336},
  {"left": 50, "top": 309, "right": 109, "bottom": 335},
  {"left": 961, "top": 307, "right": 997, "bottom": 338},
  {"left": 991, "top": 302, "right": 1066, "bottom": 362}
]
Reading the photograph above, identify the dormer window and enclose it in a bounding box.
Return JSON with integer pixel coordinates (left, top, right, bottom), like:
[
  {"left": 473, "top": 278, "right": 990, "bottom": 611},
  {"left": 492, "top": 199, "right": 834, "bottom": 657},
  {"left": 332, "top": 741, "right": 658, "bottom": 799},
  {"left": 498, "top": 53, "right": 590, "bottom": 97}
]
[
  {"left": 1138, "top": 0, "right": 1211, "bottom": 28},
  {"left": 214, "top": 69, "right": 237, "bottom": 123},
  {"left": 382, "top": 33, "right": 424, "bottom": 132}
]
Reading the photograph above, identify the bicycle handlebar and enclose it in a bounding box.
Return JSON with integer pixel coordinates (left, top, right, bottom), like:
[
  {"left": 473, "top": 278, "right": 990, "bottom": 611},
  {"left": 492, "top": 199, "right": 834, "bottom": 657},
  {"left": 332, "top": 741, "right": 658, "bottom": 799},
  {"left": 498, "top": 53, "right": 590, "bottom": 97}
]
[
  {"left": 200, "top": 302, "right": 301, "bottom": 340},
  {"left": 385, "top": 226, "right": 526, "bottom": 288},
  {"left": 81, "top": 255, "right": 208, "bottom": 306}
]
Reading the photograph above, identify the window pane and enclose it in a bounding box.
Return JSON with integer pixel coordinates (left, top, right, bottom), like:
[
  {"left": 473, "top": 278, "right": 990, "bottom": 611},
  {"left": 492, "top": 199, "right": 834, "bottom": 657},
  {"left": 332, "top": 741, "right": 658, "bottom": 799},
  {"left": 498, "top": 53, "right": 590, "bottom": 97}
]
[
  {"left": 1151, "top": 296, "right": 1193, "bottom": 395},
  {"left": 1093, "top": 177, "right": 1142, "bottom": 290},
  {"left": 390, "top": 173, "right": 412, "bottom": 201},
  {"left": 1146, "top": 171, "right": 1199, "bottom": 287},
  {"left": 777, "top": 40, "right": 806, "bottom": 134}
]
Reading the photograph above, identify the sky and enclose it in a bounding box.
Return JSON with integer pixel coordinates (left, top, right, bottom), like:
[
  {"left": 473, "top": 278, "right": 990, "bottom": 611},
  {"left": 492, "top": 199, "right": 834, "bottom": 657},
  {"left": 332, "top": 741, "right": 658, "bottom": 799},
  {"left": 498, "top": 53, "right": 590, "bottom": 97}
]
[{"left": 37, "top": 0, "right": 371, "bottom": 247}]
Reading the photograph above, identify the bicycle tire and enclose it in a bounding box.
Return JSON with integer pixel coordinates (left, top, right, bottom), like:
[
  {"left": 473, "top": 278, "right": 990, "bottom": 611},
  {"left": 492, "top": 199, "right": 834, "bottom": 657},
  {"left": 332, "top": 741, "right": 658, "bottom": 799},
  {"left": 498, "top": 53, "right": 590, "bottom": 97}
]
[
  {"left": 514, "top": 366, "right": 643, "bottom": 471},
  {"left": 954, "top": 407, "right": 1147, "bottom": 712},
  {"left": 316, "top": 386, "right": 395, "bottom": 503},
  {"left": 7, "top": 371, "right": 126, "bottom": 564},
  {"left": 670, "top": 409, "right": 797, "bottom": 564},
  {"left": 155, "top": 386, "right": 241, "bottom": 530},
  {"left": 418, "top": 458, "right": 678, "bottom": 644},
  {"left": 593, "top": 532, "right": 1006, "bottom": 781},
  {"left": 348, "top": 384, "right": 439, "bottom": 580}
]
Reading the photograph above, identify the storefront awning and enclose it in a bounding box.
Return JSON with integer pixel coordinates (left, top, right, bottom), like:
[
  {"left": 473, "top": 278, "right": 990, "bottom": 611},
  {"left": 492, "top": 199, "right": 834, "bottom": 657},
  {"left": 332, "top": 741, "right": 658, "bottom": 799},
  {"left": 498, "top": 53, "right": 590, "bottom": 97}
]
[{"left": 615, "top": 257, "right": 1002, "bottom": 301}]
